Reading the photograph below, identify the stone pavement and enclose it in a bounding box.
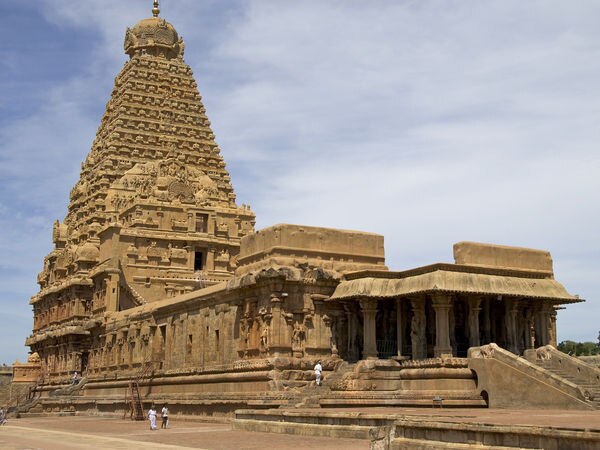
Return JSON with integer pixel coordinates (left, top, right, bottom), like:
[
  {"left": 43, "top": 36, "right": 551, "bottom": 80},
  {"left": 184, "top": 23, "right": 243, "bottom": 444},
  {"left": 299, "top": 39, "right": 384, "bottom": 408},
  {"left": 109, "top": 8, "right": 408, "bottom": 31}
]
[
  {"left": 1, "top": 408, "right": 599, "bottom": 449},
  {"left": 0, "top": 416, "right": 369, "bottom": 450}
]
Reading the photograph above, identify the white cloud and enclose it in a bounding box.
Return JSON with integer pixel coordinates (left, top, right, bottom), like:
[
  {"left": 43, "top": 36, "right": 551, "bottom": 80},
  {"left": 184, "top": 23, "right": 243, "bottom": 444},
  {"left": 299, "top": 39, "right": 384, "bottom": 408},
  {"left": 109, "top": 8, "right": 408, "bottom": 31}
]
[{"left": 1, "top": 0, "right": 599, "bottom": 364}]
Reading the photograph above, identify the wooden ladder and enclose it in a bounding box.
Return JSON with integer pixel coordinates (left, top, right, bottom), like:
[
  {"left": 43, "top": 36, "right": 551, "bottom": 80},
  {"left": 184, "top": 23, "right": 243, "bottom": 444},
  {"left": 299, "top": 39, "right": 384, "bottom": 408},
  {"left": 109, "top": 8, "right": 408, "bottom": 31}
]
[{"left": 123, "top": 356, "right": 154, "bottom": 420}]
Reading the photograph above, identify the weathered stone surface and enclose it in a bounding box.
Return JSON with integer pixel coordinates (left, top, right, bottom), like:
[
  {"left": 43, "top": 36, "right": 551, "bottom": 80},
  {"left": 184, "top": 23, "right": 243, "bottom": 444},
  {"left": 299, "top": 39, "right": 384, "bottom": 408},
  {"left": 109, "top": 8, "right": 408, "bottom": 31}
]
[
  {"left": 19, "top": 3, "right": 589, "bottom": 420},
  {"left": 454, "top": 241, "right": 553, "bottom": 273}
]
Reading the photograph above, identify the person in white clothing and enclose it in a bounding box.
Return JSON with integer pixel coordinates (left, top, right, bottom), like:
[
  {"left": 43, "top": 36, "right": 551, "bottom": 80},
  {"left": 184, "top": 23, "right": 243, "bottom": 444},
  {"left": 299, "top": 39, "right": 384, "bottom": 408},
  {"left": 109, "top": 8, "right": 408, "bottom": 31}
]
[
  {"left": 161, "top": 404, "right": 169, "bottom": 429},
  {"left": 148, "top": 405, "right": 158, "bottom": 430},
  {"left": 314, "top": 360, "right": 323, "bottom": 386}
]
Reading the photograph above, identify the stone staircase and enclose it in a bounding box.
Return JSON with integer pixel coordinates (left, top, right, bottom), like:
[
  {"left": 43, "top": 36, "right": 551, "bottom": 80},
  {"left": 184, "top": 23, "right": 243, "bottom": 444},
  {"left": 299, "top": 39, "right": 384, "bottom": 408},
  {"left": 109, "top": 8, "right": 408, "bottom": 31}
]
[
  {"left": 276, "top": 357, "right": 487, "bottom": 409},
  {"left": 48, "top": 376, "right": 88, "bottom": 397},
  {"left": 536, "top": 359, "right": 600, "bottom": 409}
]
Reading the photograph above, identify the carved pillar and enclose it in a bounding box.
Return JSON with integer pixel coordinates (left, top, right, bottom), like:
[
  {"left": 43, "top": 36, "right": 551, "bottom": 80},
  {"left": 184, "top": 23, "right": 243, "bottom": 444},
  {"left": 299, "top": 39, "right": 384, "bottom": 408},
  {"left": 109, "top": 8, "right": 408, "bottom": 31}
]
[
  {"left": 311, "top": 295, "right": 331, "bottom": 354},
  {"left": 534, "top": 302, "right": 551, "bottom": 347},
  {"left": 504, "top": 297, "right": 519, "bottom": 354},
  {"left": 549, "top": 307, "right": 557, "bottom": 347},
  {"left": 467, "top": 296, "right": 482, "bottom": 348},
  {"left": 344, "top": 303, "right": 359, "bottom": 361},
  {"left": 206, "top": 246, "right": 215, "bottom": 272},
  {"left": 359, "top": 298, "right": 378, "bottom": 359},
  {"left": 396, "top": 298, "right": 403, "bottom": 358},
  {"left": 410, "top": 297, "right": 427, "bottom": 359},
  {"left": 524, "top": 304, "right": 535, "bottom": 349},
  {"left": 187, "top": 212, "right": 194, "bottom": 231},
  {"left": 322, "top": 314, "right": 338, "bottom": 357},
  {"left": 269, "top": 294, "right": 290, "bottom": 356},
  {"left": 270, "top": 295, "right": 282, "bottom": 351},
  {"left": 431, "top": 293, "right": 453, "bottom": 357},
  {"left": 481, "top": 297, "right": 491, "bottom": 344}
]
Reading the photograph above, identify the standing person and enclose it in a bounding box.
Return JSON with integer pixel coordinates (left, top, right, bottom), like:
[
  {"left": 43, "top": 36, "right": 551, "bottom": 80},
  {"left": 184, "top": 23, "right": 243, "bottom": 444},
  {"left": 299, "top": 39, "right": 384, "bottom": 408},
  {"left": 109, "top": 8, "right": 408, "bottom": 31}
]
[
  {"left": 314, "top": 360, "right": 323, "bottom": 386},
  {"left": 161, "top": 404, "right": 169, "bottom": 429},
  {"left": 148, "top": 404, "right": 158, "bottom": 430},
  {"left": 72, "top": 371, "right": 79, "bottom": 385}
]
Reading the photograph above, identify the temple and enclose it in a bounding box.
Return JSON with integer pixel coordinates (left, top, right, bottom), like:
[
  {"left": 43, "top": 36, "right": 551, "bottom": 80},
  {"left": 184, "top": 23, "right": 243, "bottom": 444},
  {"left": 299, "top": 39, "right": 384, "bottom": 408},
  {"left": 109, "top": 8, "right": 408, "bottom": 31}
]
[{"left": 18, "top": 3, "right": 599, "bottom": 419}]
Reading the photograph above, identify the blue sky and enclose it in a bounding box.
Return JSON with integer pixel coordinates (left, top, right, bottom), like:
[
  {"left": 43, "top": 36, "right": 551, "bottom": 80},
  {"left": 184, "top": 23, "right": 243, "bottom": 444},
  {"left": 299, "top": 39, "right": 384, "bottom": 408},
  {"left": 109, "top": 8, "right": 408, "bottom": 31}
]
[{"left": 1, "top": 0, "right": 599, "bottom": 364}]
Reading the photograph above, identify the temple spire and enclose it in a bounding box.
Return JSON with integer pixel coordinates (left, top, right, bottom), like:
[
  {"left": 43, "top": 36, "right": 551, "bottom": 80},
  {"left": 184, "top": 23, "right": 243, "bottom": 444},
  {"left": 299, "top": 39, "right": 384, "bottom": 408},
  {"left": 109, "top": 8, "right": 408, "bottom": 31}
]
[{"left": 152, "top": 0, "right": 160, "bottom": 17}]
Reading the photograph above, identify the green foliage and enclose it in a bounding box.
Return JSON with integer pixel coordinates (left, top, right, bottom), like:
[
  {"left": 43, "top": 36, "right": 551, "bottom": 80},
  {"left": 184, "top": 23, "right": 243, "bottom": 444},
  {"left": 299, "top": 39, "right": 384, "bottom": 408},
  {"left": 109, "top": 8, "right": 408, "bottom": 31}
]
[{"left": 557, "top": 340, "right": 600, "bottom": 356}]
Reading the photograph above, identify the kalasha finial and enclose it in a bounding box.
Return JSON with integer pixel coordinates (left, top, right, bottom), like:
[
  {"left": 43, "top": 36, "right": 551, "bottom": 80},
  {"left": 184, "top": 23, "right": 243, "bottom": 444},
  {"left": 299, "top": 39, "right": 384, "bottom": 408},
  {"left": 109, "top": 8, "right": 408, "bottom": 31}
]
[{"left": 152, "top": 0, "right": 160, "bottom": 17}]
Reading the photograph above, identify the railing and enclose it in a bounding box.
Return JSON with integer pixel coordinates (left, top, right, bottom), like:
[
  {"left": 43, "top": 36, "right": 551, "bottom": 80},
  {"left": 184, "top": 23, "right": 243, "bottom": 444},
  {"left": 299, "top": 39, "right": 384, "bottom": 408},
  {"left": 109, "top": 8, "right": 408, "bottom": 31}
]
[
  {"left": 376, "top": 339, "right": 398, "bottom": 359},
  {"left": 123, "top": 354, "right": 156, "bottom": 420},
  {"left": 118, "top": 261, "right": 147, "bottom": 306}
]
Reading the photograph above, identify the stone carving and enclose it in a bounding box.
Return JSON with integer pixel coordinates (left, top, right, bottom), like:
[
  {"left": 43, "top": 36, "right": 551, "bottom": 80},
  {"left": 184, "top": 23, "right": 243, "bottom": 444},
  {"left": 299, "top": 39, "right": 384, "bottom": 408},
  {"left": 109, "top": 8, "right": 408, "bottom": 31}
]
[
  {"left": 470, "top": 344, "right": 496, "bottom": 359},
  {"left": 536, "top": 345, "right": 553, "bottom": 361},
  {"left": 260, "top": 322, "right": 269, "bottom": 352},
  {"left": 410, "top": 309, "right": 425, "bottom": 358}
]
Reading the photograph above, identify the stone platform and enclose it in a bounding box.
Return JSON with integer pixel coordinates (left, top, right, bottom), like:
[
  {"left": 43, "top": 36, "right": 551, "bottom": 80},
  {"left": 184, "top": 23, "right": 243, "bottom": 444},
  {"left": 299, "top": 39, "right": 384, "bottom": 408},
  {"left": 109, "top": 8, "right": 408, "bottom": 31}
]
[{"left": 233, "top": 407, "right": 600, "bottom": 449}]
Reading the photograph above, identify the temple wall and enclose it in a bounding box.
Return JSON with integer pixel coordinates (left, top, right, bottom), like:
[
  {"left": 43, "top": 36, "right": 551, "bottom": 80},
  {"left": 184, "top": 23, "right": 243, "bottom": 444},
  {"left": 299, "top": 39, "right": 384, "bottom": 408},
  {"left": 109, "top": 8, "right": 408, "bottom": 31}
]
[{"left": 236, "top": 224, "right": 387, "bottom": 276}]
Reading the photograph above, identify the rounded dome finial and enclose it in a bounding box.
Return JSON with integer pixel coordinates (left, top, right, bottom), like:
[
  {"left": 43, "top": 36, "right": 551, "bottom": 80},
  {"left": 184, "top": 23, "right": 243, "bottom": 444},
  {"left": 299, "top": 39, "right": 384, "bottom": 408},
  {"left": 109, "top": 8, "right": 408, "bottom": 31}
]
[{"left": 124, "top": 5, "right": 185, "bottom": 60}]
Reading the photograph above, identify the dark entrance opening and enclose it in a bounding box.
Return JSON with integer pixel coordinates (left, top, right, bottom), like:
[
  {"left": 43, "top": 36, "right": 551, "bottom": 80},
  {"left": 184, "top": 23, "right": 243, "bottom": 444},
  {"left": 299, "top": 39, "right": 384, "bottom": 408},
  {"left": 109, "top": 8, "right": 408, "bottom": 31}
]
[
  {"left": 194, "top": 251, "right": 204, "bottom": 271},
  {"left": 81, "top": 351, "right": 89, "bottom": 373}
]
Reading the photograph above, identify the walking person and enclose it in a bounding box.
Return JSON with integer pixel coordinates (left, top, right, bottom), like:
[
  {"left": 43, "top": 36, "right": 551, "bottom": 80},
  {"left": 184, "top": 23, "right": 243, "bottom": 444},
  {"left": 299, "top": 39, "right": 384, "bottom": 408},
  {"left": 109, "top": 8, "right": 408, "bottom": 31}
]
[
  {"left": 314, "top": 360, "right": 323, "bottom": 386},
  {"left": 161, "top": 404, "right": 169, "bottom": 429},
  {"left": 148, "top": 404, "right": 158, "bottom": 430}
]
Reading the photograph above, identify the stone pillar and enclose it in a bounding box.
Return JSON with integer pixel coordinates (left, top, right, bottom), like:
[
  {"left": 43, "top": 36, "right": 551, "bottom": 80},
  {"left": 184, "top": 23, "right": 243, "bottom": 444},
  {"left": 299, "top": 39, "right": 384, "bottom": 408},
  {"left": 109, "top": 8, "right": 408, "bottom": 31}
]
[
  {"left": 187, "top": 212, "right": 194, "bottom": 231},
  {"left": 359, "top": 298, "right": 378, "bottom": 359},
  {"left": 344, "top": 303, "right": 359, "bottom": 361},
  {"left": 505, "top": 298, "right": 519, "bottom": 354},
  {"left": 480, "top": 297, "right": 491, "bottom": 344},
  {"left": 206, "top": 246, "right": 215, "bottom": 272},
  {"left": 524, "top": 305, "right": 535, "bottom": 349},
  {"left": 396, "top": 298, "right": 403, "bottom": 358},
  {"left": 467, "top": 296, "right": 482, "bottom": 348},
  {"left": 534, "top": 302, "right": 551, "bottom": 346},
  {"left": 270, "top": 294, "right": 282, "bottom": 351},
  {"left": 549, "top": 307, "right": 557, "bottom": 347},
  {"left": 431, "top": 293, "right": 453, "bottom": 357},
  {"left": 410, "top": 297, "right": 427, "bottom": 359}
]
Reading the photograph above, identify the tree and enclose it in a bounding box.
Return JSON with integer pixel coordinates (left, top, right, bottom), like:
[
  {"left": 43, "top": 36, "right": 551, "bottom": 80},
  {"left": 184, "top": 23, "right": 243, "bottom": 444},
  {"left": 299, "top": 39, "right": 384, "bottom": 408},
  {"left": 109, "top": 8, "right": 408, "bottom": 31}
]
[{"left": 558, "top": 340, "right": 600, "bottom": 356}]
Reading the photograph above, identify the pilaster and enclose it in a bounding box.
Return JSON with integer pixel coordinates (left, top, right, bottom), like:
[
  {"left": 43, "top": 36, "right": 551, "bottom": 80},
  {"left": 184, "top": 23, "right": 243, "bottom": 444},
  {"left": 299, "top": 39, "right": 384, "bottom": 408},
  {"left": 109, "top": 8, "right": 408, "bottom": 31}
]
[
  {"left": 467, "top": 295, "right": 482, "bottom": 348},
  {"left": 359, "top": 298, "right": 378, "bottom": 359},
  {"left": 410, "top": 297, "right": 427, "bottom": 359},
  {"left": 431, "top": 293, "right": 453, "bottom": 357}
]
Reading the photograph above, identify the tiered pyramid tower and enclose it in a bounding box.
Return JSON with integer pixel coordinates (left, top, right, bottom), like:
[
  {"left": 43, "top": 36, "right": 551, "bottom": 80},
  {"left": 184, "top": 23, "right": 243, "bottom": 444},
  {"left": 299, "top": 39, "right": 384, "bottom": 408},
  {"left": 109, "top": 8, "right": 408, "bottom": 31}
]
[{"left": 27, "top": 2, "right": 255, "bottom": 372}]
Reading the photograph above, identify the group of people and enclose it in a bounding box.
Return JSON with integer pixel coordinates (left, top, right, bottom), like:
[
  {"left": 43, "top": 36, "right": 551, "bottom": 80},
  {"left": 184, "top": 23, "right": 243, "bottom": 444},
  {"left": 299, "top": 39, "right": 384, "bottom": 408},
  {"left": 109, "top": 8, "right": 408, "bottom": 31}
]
[{"left": 147, "top": 404, "right": 169, "bottom": 430}]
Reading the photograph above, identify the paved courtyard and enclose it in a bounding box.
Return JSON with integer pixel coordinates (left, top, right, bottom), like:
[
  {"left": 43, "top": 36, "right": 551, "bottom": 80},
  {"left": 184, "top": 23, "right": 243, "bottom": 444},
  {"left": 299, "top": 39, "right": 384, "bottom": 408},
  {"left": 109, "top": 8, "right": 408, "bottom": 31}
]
[
  {"left": 0, "top": 415, "right": 368, "bottom": 450},
  {"left": 1, "top": 408, "right": 599, "bottom": 449}
]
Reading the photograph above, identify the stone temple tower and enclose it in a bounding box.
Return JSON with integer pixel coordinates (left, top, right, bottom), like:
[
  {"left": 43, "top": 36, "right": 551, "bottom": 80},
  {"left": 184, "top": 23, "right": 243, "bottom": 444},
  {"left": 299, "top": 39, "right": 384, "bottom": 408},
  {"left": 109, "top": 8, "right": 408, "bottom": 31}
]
[{"left": 28, "top": 3, "right": 255, "bottom": 361}]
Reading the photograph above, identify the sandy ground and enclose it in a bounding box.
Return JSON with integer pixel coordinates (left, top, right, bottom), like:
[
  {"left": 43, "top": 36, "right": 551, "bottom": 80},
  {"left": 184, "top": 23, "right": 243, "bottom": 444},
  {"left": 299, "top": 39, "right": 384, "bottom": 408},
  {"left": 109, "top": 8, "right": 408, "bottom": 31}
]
[
  {"left": 1, "top": 408, "right": 599, "bottom": 449},
  {"left": 0, "top": 415, "right": 368, "bottom": 450}
]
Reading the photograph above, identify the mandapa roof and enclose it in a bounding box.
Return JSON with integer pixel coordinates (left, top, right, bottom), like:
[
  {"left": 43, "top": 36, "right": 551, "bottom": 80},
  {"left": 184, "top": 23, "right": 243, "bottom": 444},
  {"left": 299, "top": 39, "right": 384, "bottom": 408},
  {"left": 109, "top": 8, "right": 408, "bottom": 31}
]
[{"left": 329, "top": 263, "right": 581, "bottom": 304}]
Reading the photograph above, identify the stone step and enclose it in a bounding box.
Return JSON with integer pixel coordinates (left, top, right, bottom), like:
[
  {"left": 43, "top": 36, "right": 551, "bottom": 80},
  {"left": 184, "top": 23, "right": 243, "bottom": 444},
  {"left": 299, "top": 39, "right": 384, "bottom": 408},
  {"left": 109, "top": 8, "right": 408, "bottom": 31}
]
[
  {"left": 391, "top": 437, "right": 539, "bottom": 450},
  {"left": 234, "top": 408, "right": 600, "bottom": 449}
]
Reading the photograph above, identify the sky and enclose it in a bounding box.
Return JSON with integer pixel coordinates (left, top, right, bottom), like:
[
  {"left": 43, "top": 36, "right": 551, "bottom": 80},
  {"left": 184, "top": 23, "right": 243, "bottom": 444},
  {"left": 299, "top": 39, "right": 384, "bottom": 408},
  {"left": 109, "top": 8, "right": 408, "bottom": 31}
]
[{"left": 1, "top": 0, "right": 599, "bottom": 364}]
